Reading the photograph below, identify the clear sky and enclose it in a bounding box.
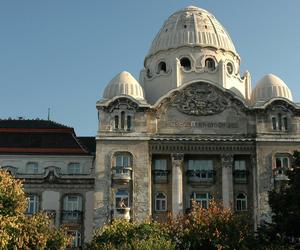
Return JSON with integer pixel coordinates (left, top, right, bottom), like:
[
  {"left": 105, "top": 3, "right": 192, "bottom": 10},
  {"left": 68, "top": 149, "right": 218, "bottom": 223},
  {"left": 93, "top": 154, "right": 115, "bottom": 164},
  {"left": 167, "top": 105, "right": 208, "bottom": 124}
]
[{"left": 0, "top": 0, "right": 300, "bottom": 136}]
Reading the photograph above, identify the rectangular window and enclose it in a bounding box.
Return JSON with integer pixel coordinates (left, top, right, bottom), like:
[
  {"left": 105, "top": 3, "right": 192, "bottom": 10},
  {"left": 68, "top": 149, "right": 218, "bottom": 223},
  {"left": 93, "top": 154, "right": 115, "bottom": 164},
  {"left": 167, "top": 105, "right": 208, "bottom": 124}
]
[
  {"left": 64, "top": 195, "right": 82, "bottom": 211},
  {"left": 26, "top": 162, "right": 38, "bottom": 174},
  {"left": 27, "top": 195, "right": 39, "bottom": 214},
  {"left": 272, "top": 117, "right": 277, "bottom": 130},
  {"left": 190, "top": 192, "right": 211, "bottom": 209},
  {"left": 68, "top": 163, "right": 81, "bottom": 174},
  {"left": 276, "top": 157, "right": 289, "bottom": 169},
  {"left": 69, "top": 231, "right": 81, "bottom": 247},
  {"left": 116, "top": 155, "right": 130, "bottom": 167},
  {"left": 187, "top": 160, "right": 213, "bottom": 181},
  {"left": 234, "top": 160, "right": 247, "bottom": 183}
]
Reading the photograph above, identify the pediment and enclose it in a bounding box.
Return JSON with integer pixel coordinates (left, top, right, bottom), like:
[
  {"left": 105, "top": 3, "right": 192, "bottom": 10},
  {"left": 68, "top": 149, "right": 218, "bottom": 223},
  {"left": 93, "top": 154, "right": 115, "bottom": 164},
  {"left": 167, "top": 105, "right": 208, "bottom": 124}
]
[{"left": 154, "top": 81, "right": 249, "bottom": 117}]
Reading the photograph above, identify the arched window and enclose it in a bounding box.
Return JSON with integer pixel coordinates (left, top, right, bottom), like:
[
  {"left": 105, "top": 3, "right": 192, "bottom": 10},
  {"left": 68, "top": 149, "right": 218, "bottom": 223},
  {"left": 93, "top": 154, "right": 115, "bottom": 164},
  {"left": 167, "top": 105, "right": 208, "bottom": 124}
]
[
  {"left": 155, "top": 192, "right": 167, "bottom": 211},
  {"left": 180, "top": 57, "right": 191, "bottom": 71},
  {"left": 115, "top": 189, "right": 129, "bottom": 209},
  {"left": 205, "top": 58, "right": 216, "bottom": 71},
  {"left": 26, "top": 162, "right": 39, "bottom": 174},
  {"left": 236, "top": 193, "right": 247, "bottom": 211},
  {"left": 226, "top": 62, "right": 233, "bottom": 74},
  {"left": 27, "top": 194, "right": 39, "bottom": 214},
  {"left": 157, "top": 61, "right": 167, "bottom": 73}
]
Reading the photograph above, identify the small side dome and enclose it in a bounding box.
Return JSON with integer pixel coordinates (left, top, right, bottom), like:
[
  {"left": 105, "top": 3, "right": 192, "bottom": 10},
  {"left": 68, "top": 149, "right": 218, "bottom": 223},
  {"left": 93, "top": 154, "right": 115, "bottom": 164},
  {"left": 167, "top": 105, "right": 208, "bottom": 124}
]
[
  {"left": 251, "top": 74, "right": 293, "bottom": 104},
  {"left": 103, "top": 71, "right": 144, "bottom": 100}
]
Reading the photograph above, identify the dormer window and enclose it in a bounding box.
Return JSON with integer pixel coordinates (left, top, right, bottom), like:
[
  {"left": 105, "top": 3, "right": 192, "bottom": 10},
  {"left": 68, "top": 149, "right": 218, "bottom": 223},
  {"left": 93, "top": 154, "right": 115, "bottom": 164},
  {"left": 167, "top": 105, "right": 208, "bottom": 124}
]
[
  {"left": 226, "top": 62, "right": 233, "bottom": 74},
  {"left": 26, "top": 162, "right": 39, "bottom": 174},
  {"left": 157, "top": 61, "right": 167, "bottom": 73},
  {"left": 68, "top": 163, "right": 81, "bottom": 174},
  {"left": 114, "top": 112, "right": 133, "bottom": 132},
  {"left": 271, "top": 114, "right": 288, "bottom": 131},
  {"left": 205, "top": 58, "right": 216, "bottom": 71},
  {"left": 180, "top": 57, "right": 191, "bottom": 71}
]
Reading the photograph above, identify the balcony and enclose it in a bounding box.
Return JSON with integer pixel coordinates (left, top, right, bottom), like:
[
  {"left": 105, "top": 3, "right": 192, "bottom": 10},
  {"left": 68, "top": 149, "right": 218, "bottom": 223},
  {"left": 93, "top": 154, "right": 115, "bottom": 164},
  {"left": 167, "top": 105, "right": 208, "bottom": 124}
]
[
  {"left": 113, "top": 207, "right": 131, "bottom": 220},
  {"left": 186, "top": 170, "right": 215, "bottom": 185},
  {"left": 273, "top": 168, "right": 289, "bottom": 181},
  {"left": 152, "top": 170, "right": 169, "bottom": 183},
  {"left": 233, "top": 170, "right": 249, "bottom": 184},
  {"left": 61, "top": 210, "right": 83, "bottom": 224},
  {"left": 112, "top": 166, "right": 132, "bottom": 183}
]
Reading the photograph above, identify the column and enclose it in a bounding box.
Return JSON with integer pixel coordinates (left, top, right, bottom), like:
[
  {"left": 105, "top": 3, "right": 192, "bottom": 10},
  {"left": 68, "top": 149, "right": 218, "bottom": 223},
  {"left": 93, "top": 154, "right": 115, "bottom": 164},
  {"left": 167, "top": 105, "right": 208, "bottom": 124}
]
[
  {"left": 221, "top": 153, "right": 234, "bottom": 209},
  {"left": 171, "top": 153, "right": 184, "bottom": 216}
]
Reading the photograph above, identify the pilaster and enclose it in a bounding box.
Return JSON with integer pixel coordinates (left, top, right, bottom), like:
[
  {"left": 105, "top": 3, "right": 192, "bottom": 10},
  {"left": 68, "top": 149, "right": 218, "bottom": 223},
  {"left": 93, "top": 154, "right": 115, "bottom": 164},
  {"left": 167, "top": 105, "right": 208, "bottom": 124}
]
[
  {"left": 171, "top": 153, "right": 184, "bottom": 215},
  {"left": 221, "top": 153, "right": 234, "bottom": 209}
]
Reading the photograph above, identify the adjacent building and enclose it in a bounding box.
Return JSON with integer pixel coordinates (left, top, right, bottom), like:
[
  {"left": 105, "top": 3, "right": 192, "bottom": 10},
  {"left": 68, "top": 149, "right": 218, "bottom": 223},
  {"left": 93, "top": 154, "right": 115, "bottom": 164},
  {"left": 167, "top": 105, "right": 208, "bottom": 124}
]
[
  {"left": 94, "top": 6, "right": 300, "bottom": 228},
  {"left": 0, "top": 119, "right": 95, "bottom": 248}
]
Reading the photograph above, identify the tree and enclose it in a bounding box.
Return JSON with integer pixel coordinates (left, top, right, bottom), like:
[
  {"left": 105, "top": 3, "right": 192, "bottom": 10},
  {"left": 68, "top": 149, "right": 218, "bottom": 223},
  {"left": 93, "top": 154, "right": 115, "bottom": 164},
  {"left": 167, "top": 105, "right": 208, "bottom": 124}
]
[
  {"left": 87, "top": 200, "right": 253, "bottom": 250},
  {"left": 0, "top": 170, "right": 71, "bottom": 250},
  {"left": 266, "top": 150, "right": 300, "bottom": 247}
]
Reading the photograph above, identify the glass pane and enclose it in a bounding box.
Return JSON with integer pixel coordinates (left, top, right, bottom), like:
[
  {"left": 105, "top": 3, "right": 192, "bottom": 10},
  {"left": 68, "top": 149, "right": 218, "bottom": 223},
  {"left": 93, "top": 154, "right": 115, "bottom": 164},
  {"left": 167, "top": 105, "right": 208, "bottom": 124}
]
[
  {"left": 283, "top": 158, "right": 289, "bottom": 168},
  {"left": 276, "top": 158, "right": 282, "bottom": 168}
]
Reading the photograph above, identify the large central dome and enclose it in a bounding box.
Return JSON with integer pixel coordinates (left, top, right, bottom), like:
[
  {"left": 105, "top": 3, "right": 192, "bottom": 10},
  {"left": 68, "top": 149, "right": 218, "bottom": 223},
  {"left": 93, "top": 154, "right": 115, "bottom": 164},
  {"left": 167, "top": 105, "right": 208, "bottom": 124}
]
[{"left": 146, "top": 6, "right": 238, "bottom": 59}]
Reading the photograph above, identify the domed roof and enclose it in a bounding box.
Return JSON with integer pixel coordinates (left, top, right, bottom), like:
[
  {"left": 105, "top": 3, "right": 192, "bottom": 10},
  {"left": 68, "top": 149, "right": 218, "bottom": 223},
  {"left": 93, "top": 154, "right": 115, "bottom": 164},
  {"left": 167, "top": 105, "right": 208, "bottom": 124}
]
[
  {"left": 103, "top": 71, "right": 144, "bottom": 100},
  {"left": 146, "top": 6, "right": 237, "bottom": 59},
  {"left": 251, "top": 74, "right": 293, "bottom": 103}
]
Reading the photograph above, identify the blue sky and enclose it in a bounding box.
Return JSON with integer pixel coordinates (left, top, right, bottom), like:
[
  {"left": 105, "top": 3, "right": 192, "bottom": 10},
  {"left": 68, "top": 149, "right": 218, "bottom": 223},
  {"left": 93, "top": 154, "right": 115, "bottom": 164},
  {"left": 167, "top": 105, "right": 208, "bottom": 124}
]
[{"left": 0, "top": 1, "right": 299, "bottom": 135}]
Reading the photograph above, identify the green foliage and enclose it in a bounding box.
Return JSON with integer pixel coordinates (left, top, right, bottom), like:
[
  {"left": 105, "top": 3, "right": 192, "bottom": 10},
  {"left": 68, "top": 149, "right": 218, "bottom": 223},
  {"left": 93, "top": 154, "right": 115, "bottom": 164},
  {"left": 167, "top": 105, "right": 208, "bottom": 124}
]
[
  {"left": 165, "top": 200, "right": 253, "bottom": 250},
  {"left": 86, "top": 219, "right": 175, "bottom": 250},
  {"left": 0, "top": 170, "right": 72, "bottom": 249},
  {"left": 254, "top": 150, "right": 300, "bottom": 250}
]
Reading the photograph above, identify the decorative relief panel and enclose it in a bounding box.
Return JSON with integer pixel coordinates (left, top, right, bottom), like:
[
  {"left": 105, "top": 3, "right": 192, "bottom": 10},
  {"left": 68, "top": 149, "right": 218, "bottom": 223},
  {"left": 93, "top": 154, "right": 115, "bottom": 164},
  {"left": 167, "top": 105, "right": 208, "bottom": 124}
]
[{"left": 171, "top": 83, "right": 228, "bottom": 116}]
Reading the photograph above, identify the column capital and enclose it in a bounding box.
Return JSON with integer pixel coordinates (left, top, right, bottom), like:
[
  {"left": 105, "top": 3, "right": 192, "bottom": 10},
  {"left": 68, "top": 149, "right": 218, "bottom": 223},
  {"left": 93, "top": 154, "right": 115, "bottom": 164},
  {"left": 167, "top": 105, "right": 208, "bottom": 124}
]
[
  {"left": 221, "top": 153, "right": 233, "bottom": 168},
  {"left": 171, "top": 153, "right": 184, "bottom": 161}
]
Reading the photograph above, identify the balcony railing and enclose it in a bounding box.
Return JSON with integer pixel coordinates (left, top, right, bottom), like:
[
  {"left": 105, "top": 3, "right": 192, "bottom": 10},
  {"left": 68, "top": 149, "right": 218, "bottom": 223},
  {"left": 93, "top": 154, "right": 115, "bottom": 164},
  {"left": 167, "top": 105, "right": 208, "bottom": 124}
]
[
  {"left": 152, "top": 170, "right": 169, "bottom": 183},
  {"left": 186, "top": 170, "right": 215, "bottom": 184},
  {"left": 273, "top": 168, "right": 289, "bottom": 181},
  {"left": 233, "top": 170, "right": 249, "bottom": 184},
  {"left": 113, "top": 207, "right": 131, "bottom": 220},
  {"left": 112, "top": 166, "right": 132, "bottom": 183},
  {"left": 61, "top": 210, "right": 83, "bottom": 224}
]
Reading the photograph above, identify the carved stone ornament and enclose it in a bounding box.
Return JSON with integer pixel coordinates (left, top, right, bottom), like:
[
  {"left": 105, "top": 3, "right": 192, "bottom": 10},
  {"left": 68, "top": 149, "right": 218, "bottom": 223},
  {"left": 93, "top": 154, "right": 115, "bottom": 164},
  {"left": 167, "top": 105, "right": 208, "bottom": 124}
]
[
  {"left": 221, "top": 153, "right": 233, "bottom": 168},
  {"left": 172, "top": 83, "right": 228, "bottom": 116}
]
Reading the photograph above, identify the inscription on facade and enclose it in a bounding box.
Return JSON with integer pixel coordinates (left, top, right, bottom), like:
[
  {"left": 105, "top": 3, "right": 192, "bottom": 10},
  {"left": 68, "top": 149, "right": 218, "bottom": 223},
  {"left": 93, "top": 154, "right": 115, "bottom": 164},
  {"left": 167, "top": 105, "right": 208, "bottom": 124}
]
[{"left": 162, "top": 120, "right": 238, "bottom": 129}]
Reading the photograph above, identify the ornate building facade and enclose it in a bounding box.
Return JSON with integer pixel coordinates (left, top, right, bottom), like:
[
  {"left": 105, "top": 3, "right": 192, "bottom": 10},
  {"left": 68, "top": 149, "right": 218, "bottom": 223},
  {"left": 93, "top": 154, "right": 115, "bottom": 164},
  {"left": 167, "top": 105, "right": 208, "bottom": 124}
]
[
  {"left": 0, "top": 119, "right": 95, "bottom": 248},
  {"left": 94, "top": 6, "right": 300, "bottom": 228}
]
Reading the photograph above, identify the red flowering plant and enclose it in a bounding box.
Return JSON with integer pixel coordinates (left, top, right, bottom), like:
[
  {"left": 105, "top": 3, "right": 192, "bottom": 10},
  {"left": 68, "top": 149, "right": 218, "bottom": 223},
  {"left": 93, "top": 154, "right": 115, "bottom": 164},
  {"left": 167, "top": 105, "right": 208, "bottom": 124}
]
[{"left": 164, "top": 200, "right": 252, "bottom": 250}]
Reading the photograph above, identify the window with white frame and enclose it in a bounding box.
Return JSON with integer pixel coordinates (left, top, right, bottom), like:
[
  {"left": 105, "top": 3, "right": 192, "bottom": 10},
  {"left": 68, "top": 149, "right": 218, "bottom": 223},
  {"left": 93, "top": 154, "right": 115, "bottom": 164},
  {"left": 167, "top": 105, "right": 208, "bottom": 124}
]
[
  {"left": 190, "top": 192, "right": 211, "bottom": 209},
  {"left": 63, "top": 195, "right": 82, "bottom": 211},
  {"left": 275, "top": 156, "right": 289, "bottom": 175},
  {"left": 115, "top": 154, "right": 131, "bottom": 169},
  {"left": 69, "top": 230, "right": 81, "bottom": 248},
  {"left": 27, "top": 194, "right": 39, "bottom": 214},
  {"left": 155, "top": 192, "right": 167, "bottom": 211},
  {"left": 188, "top": 160, "right": 214, "bottom": 180},
  {"left": 236, "top": 193, "right": 247, "bottom": 211},
  {"left": 67, "top": 162, "right": 81, "bottom": 174},
  {"left": 26, "top": 162, "right": 38, "bottom": 174},
  {"left": 115, "top": 189, "right": 129, "bottom": 209}
]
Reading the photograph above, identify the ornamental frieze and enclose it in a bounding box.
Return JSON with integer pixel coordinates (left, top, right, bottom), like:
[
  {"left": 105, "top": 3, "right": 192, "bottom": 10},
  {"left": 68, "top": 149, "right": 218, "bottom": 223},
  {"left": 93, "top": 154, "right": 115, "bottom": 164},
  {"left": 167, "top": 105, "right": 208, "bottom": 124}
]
[{"left": 171, "top": 83, "right": 228, "bottom": 116}]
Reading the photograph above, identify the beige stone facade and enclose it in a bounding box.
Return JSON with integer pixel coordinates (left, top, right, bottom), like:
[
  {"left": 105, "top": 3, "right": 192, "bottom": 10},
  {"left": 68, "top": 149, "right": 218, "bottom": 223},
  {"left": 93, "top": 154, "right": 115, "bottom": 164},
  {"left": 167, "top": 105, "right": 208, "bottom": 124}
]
[{"left": 94, "top": 6, "right": 300, "bottom": 229}]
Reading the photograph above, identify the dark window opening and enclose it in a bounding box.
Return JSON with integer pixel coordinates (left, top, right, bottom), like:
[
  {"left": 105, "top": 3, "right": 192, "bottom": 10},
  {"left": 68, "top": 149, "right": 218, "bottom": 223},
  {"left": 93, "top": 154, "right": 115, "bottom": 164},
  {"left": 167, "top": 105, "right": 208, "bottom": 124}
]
[
  {"left": 278, "top": 113, "right": 282, "bottom": 130},
  {"left": 283, "top": 117, "right": 288, "bottom": 130},
  {"left": 121, "top": 111, "right": 125, "bottom": 130},
  {"left": 272, "top": 117, "right": 277, "bottom": 130},
  {"left": 157, "top": 61, "right": 167, "bottom": 73},
  {"left": 180, "top": 57, "right": 191, "bottom": 71},
  {"left": 205, "top": 58, "right": 216, "bottom": 71},
  {"left": 226, "top": 62, "right": 233, "bottom": 74},
  {"left": 127, "top": 116, "right": 131, "bottom": 131},
  {"left": 114, "top": 116, "right": 119, "bottom": 129}
]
